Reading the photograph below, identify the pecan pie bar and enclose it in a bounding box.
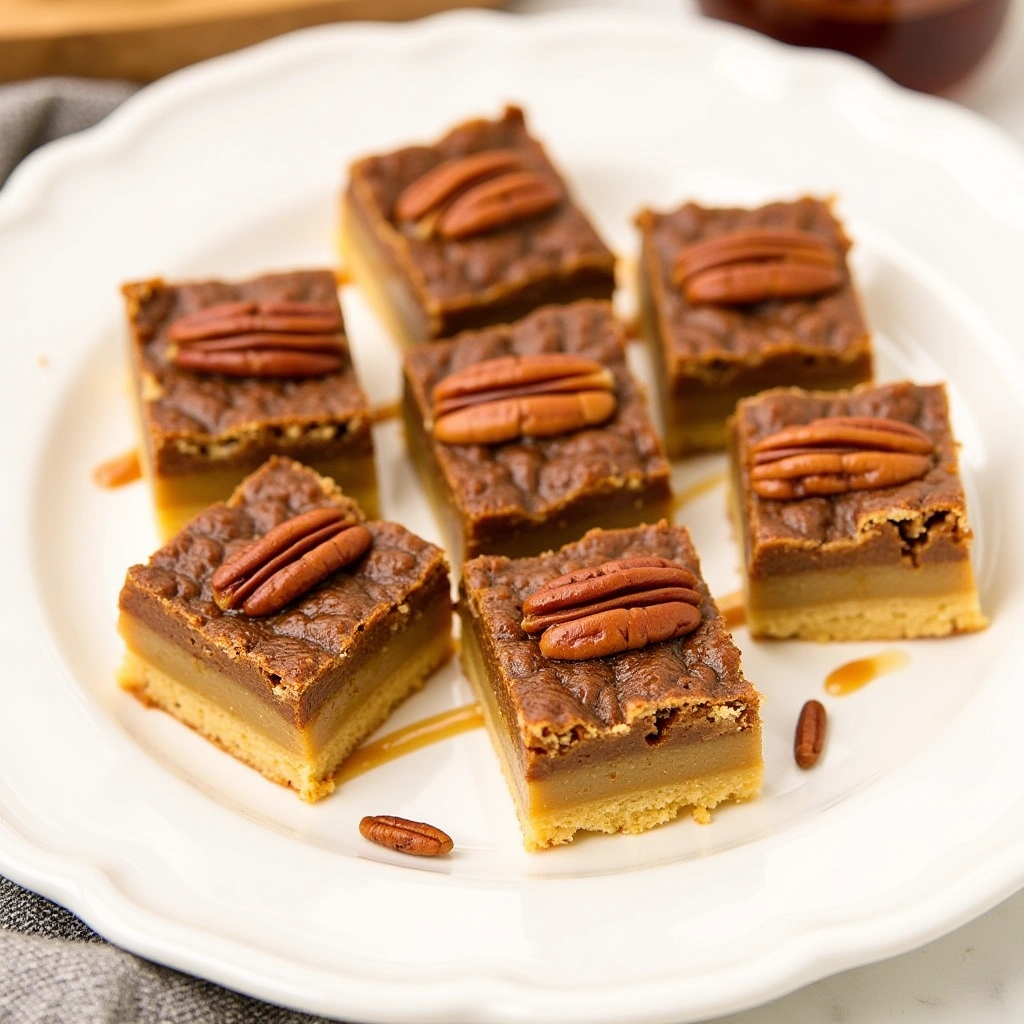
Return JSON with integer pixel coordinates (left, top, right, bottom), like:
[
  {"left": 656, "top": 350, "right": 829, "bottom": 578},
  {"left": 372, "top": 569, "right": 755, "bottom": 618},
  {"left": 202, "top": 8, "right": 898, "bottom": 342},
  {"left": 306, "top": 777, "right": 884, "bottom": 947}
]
[
  {"left": 459, "top": 521, "right": 763, "bottom": 849},
  {"left": 636, "top": 196, "right": 873, "bottom": 456},
  {"left": 341, "top": 105, "right": 616, "bottom": 345},
  {"left": 727, "top": 381, "right": 987, "bottom": 640},
  {"left": 117, "top": 457, "right": 452, "bottom": 801},
  {"left": 403, "top": 301, "right": 672, "bottom": 565},
  {"left": 122, "top": 269, "right": 377, "bottom": 538}
]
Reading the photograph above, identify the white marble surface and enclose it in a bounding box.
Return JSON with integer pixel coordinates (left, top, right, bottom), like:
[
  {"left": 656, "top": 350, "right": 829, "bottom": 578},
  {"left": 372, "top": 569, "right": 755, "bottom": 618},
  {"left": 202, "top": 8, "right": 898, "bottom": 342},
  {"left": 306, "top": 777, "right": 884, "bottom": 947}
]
[{"left": 510, "top": 1, "right": 1024, "bottom": 1021}]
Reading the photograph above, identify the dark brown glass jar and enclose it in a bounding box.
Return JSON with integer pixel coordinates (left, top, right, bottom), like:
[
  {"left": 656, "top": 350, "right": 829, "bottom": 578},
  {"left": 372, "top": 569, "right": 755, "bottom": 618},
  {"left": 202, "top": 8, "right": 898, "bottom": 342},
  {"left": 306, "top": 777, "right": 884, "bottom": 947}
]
[{"left": 697, "top": 0, "right": 1012, "bottom": 93}]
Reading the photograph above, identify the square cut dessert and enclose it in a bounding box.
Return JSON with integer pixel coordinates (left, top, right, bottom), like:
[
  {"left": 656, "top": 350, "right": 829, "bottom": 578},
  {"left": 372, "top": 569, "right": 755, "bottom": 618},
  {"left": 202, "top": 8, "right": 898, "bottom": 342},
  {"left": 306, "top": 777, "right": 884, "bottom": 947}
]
[
  {"left": 403, "top": 301, "right": 673, "bottom": 565},
  {"left": 636, "top": 196, "right": 873, "bottom": 456},
  {"left": 122, "top": 269, "right": 377, "bottom": 538},
  {"left": 727, "top": 381, "right": 988, "bottom": 641},
  {"left": 341, "top": 104, "right": 616, "bottom": 346},
  {"left": 459, "top": 521, "right": 763, "bottom": 849},
  {"left": 117, "top": 457, "right": 452, "bottom": 802}
]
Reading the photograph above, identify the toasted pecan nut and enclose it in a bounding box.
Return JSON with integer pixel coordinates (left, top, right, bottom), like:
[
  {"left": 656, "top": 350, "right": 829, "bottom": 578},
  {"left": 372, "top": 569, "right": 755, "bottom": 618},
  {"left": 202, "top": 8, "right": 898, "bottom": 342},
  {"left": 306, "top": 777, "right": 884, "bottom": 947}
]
[
  {"left": 673, "top": 228, "right": 837, "bottom": 282},
  {"left": 212, "top": 507, "right": 370, "bottom": 616},
  {"left": 431, "top": 353, "right": 617, "bottom": 446},
  {"left": 794, "top": 699, "right": 827, "bottom": 769},
  {"left": 752, "top": 416, "right": 934, "bottom": 458},
  {"left": 359, "top": 815, "right": 454, "bottom": 857},
  {"left": 539, "top": 601, "right": 702, "bottom": 660},
  {"left": 437, "top": 170, "right": 561, "bottom": 239},
  {"left": 522, "top": 557, "right": 699, "bottom": 619},
  {"left": 521, "top": 585, "right": 702, "bottom": 634},
  {"left": 169, "top": 299, "right": 346, "bottom": 378},
  {"left": 433, "top": 391, "right": 616, "bottom": 446},
  {"left": 749, "top": 415, "right": 935, "bottom": 500},
  {"left": 433, "top": 353, "right": 613, "bottom": 414},
  {"left": 174, "top": 348, "right": 345, "bottom": 378},
  {"left": 672, "top": 226, "right": 843, "bottom": 305},
  {"left": 393, "top": 149, "right": 524, "bottom": 223},
  {"left": 169, "top": 302, "right": 343, "bottom": 342},
  {"left": 684, "top": 261, "right": 843, "bottom": 305},
  {"left": 750, "top": 451, "right": 934, "bottom": 499},
  {"left": 522, "top": 556, "right": 702, "bottom": 661}
]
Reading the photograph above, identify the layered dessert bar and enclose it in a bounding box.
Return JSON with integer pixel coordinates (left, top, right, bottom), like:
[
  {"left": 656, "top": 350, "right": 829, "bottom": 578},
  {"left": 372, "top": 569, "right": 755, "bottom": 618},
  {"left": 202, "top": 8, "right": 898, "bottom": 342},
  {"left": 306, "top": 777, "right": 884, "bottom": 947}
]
[
  {"left": 636, "top": 196, "right": 873, "bottom": 455},
  {"left": 727, "top": 381, "right": 988, "bottom": 641},
  {"left": 122, "top": 269, "right": 377, "bottom": 537},
  {"left": 459, "top": 521, "right": 763, "bottom": 849},
  {"left": 403, "top": 301, "right": 672, "bottom": 565},
  {"left": 341, "top": 105, "right": 616, "bottom": 345},
  {"left": 117, "top": 457, "right": 452, "bottom": 801}
]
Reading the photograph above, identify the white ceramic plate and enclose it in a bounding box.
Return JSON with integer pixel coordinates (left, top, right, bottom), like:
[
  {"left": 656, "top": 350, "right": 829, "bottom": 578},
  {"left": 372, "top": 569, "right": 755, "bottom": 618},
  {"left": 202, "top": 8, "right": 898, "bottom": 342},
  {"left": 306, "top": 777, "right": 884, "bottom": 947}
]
[{"left": 3, "top": 10, "right": 1024, "bottom": 1023}]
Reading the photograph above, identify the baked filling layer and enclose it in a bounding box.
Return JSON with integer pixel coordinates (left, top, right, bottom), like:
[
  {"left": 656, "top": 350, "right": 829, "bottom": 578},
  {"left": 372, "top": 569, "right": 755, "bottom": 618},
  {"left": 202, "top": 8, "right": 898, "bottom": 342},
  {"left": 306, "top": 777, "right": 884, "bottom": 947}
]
[
  {"left": 118, "top": 598, "right": 452, "bottom": 801},
  {"left": 461, "top": 609, "right": 762, "bottom": 849},
  {"left": 150, "top": 452, "right": 379, "bottom": 539},
  {"left": 745, "top": 564, "right": 988, "bottom": 641},
  {"left": 339, "top": 190, "right": 428, "bottom": 347}
]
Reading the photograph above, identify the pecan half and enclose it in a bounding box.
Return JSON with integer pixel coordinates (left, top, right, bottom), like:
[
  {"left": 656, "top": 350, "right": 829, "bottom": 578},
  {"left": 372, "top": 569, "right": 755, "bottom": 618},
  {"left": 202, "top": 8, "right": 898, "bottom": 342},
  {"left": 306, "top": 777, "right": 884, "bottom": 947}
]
[
  {"left": 431, "top": 353, "right": 617, "bottom": 446},
  {"left": 211, "top": 507, "right": 371, "bottom": 616},
  {"left": 169, "top": 300, "right": 346, "bottom": 378},
  {"left": 393, "top": 149, "right": 524, "bottom": 222},
  {"left": 359, "top": 815, "right": 454, "bottom": 857},
  {"left": 521, "top": 556, "right": 702, "bottom": 661},
  {"left": 393, "top": 149, "right": 559, "bottom": 239},
  {"left": 794, "top": 699, "right": 827, "bottom": 769},
  {"left": 438, "top": 171, "right": 560, "bottom": 239},
  {"left": 749, "top": 415, "right": 935, "bottom": 500},
  {"left": 673, "top": 227, "right": 843, "bottom": 305}
]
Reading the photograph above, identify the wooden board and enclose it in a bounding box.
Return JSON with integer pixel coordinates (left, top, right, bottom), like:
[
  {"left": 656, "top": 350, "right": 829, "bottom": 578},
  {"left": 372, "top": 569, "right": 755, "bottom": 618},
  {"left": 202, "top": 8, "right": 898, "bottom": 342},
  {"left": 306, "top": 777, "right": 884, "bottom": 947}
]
[{"left": 0, "top": 0, "right": 503, "bottom": 82}]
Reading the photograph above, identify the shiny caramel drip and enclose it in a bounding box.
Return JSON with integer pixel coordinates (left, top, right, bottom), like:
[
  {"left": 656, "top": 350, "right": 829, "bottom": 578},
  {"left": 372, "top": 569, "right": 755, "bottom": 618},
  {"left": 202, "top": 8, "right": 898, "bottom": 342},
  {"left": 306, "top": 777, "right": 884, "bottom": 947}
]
[
  {"left": 92, "top": 448, "right": 142, "bottom": 489},
  {"left": 371, "top": 400, "right": 402, "bottom": 424},
  {"left": 672, "top": 471, "right": 727, "bottom": 511},
  {"left": 335, "top": 702, "right": 484, "bottom": 784},
  {"left": 825, "top": 649, "right": 910, "bottom": 696},
  {"left": 714, "top": 590, "right": 746, "bottom": 629}
]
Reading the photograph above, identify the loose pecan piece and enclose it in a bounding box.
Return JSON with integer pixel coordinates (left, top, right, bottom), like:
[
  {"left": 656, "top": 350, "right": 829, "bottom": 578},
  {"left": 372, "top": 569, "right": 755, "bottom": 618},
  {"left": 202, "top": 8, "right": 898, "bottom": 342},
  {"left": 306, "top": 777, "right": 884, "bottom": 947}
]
[
  {"left": 359, "top": 815, "right": 454, "bottom": 857},
  {"left": 673, "top": 227, "right": 843, "bottom": 305},
  {"left": 521, "top": 556, "right": 702, "bottom": 661},
  {"left": 432, "top": 353, "right": 617, "bottom": 445},
  {"left": 211, "top": 507, "right": 371, "bottom": 616},
  {"left": 393, "top": 149, "right": 560, "bottom": 239},
  {"left": 749, "top": 415, "right": 935, "bottom": 500},
  {"left": 169, "top": 300, "right": 346, "bottom": 378},
  {"left": 794, "top": 699, "right": 827, "bottom": 769}
]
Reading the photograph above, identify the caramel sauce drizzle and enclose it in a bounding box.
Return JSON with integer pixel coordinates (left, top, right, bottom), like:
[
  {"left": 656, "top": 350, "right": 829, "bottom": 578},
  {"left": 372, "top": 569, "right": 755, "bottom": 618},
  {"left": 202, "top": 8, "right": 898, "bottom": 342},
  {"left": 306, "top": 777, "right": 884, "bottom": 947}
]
[
  {"left": 335, "top": 702, "right": 484, "bottom": 785},
  {"left": 371, "top": 400, "right": 402, "bottom": 424},
  {"left": 825, "top": 649, "right": 910, "bottom": 696},
  {"left": 714, "top": 589, "right": 746, "bottom": 629},
  {"left": 672, "top": 471, "right": 727, "bottom": 511},
  {"left": 92, "top": 448, "right": 142, "bottom": 489}
]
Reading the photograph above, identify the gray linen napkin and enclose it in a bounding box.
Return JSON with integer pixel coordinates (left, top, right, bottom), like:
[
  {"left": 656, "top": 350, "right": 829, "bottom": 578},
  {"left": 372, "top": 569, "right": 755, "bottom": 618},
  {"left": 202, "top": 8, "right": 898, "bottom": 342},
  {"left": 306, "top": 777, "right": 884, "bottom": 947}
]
[
  {"left": 0, "top": 78, "right": 332, "bottom": 1024},
  {"left": 0, "top": 77, "right": 139, "bottom": 185}
]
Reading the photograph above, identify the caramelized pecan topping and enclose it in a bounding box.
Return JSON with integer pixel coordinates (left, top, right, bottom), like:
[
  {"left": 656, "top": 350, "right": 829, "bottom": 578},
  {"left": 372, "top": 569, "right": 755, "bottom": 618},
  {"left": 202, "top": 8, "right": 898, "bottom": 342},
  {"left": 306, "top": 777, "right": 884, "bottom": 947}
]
[
  {"left": 169, "top": 300, "right": 346, "bottom": 377},
  {"left": 521, "top": 556, "right": 702, "bottom": 661},
  {"left": 673, "top": 227, "right": 843, "bottom": 305},
  {"left": 431, "top": 352, "right": 617, "bottom": 446},
  {"left": 749, "top": 415, "right": 935, "bottom": 500},
  {"left": 393, "top": 148, "right": 560, "bottom": 240},
  {"left": 211, "top": 507, "right": 371, "bottom": 616}
]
